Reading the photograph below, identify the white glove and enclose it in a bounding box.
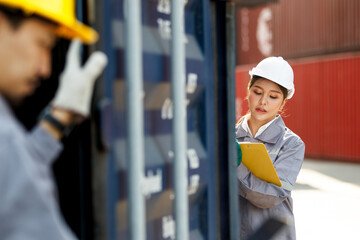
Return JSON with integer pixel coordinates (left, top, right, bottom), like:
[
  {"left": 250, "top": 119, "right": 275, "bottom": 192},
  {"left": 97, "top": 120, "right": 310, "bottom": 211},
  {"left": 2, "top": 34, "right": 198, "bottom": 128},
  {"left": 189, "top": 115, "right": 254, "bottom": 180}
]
[{"left": 52, "top": 39, "right": 108, "bottom": 116}]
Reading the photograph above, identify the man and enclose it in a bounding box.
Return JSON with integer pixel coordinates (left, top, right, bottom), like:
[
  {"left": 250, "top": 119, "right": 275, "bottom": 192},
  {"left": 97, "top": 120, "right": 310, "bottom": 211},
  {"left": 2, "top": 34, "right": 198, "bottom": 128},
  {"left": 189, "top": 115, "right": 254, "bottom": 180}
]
[{"left": 0, "top": 1, "right": 107, "bottom": 239}]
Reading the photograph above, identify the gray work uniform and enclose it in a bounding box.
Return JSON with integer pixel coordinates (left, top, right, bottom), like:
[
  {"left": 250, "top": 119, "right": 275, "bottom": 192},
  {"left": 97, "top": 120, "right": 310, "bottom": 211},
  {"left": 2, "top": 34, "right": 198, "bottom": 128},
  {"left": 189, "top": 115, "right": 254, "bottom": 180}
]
[
  {"left": 236, "top": 116, "right": 305, "bottom": 240},
  {"left": 0, "top": 95, "right": 77, "bottom": 240}
]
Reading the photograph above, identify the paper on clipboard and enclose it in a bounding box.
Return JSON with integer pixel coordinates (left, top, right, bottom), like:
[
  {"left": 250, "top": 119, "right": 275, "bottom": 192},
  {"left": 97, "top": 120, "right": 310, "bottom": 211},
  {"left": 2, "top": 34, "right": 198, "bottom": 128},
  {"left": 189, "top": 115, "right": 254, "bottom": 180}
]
[{"left": 239, "top": 142, "right": 282, "bottom": 187}]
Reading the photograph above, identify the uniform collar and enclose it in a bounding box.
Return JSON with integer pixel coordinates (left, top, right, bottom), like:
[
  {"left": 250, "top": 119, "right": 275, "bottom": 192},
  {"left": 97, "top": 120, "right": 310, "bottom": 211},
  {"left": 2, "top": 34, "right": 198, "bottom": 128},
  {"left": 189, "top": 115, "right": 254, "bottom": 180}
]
[
  {"left": 236, "top": 115, "right": 286, "bottom": 144},
  {"left": 0, "top": 94, "right": 12, "bottom": 115}
]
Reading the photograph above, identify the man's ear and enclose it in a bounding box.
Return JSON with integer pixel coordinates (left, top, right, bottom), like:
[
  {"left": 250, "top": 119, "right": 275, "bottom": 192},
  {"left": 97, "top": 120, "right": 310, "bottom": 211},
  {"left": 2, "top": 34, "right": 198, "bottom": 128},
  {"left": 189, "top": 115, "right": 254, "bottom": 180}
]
[
  {"left": 0, "top": 11, "right": 7, "bottom": 23},
  {"left": 0, "top": 11, "right": 9, "bottom": 33},
  {"left": 0, "top": 12, "right": 6, "bottom": 38},
  {"left": 0, "top": 11, "right": 16, "bottom": 39},
  {"left": 0, "top": 11, "right": 4, "bottom": 24}
]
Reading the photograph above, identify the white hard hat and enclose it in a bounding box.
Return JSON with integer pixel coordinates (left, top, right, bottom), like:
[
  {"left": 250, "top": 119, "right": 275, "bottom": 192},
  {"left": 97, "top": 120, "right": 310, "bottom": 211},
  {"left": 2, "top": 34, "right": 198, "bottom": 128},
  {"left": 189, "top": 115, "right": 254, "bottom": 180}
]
[{"left": 249, "top": 56, "right": 295, "bottom": 99}]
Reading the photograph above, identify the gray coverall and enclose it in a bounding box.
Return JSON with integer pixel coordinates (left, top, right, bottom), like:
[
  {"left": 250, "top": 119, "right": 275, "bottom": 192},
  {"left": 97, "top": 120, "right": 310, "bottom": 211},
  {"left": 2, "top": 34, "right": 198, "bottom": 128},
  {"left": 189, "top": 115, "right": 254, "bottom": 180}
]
[
  {"left": 0, "top": 95, "right": 77, "bottom": 240},
  {"left": 236, "top": 116, "right": 305, "bottom": 240}
]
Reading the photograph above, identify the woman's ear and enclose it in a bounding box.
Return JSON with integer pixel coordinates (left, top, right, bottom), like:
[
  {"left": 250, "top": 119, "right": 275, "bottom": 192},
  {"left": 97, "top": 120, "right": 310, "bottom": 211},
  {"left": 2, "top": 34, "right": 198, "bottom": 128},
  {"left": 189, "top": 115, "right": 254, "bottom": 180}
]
[
  {"left": 245, "top": 89, "right": 250, "bottom": 100},
  {"left": 279, "top": 99, "right": 287, "bottom": 112}
]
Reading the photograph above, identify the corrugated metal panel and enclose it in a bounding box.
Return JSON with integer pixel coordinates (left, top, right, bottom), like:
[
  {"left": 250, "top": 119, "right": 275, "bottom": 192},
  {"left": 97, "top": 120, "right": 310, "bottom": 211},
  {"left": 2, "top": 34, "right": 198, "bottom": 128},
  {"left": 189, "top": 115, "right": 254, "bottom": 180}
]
[
  {"left": 97, "top": 0, "right": 233, "bottom": 238},
  {"left": 236, "top": 7, "right": 266, "bottom": 64},
  {"left": 235, "top": 53, "right": 360, "bottom": 162},
  {"left": 236, "top": 0, "right": 360, "bottom": 65}
]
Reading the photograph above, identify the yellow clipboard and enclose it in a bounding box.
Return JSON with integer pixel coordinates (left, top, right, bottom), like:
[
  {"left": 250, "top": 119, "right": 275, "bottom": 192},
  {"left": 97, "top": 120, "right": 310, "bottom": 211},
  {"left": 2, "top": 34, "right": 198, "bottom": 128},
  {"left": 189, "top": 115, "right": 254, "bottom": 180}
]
[{"left": 239, "top": 142, "right": 282, "bottom": 187}]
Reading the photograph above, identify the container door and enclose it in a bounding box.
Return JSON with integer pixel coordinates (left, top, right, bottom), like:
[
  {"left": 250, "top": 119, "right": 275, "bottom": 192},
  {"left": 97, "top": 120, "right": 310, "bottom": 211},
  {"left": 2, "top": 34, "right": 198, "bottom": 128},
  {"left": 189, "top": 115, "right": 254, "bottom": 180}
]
[{"left": 95, "top": 0, "right": 231, "bottom": 239}]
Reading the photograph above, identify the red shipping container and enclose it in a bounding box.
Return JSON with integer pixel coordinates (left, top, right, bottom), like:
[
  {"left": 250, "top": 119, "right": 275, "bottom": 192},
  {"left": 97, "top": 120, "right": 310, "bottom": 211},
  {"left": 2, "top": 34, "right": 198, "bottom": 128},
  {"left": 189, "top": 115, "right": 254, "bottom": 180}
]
[
  {"left": 235, "top": 53, "right": 360, "bottom": 162},
  {"left": 236, "top": 0, "right": 360, "bottom": 65}
]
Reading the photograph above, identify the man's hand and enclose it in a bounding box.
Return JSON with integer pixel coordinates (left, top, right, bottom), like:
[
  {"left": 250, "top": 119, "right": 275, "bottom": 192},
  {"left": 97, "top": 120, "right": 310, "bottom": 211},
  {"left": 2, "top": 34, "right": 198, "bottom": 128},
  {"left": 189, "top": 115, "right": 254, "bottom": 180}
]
[{"left": 52, "top": 39, "right": 108, "bottom": 119}]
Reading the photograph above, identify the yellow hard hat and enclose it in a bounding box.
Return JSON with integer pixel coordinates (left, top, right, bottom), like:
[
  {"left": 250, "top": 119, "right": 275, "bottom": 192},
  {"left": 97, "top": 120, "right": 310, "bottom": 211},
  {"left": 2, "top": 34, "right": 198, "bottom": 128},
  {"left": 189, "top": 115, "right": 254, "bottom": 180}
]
[{"left": 0, "top": 0, "right": 98, "bottom": 44}]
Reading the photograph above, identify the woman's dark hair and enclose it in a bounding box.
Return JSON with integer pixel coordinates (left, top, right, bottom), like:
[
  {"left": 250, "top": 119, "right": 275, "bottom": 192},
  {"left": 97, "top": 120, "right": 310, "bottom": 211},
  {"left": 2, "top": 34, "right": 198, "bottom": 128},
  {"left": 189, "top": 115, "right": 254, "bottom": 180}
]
[
  {"left": 0, "top": 5, "right": 57, "bottom": 29},
  {"left": 249, "top": 75, "right": 288, "bottom": 100}
]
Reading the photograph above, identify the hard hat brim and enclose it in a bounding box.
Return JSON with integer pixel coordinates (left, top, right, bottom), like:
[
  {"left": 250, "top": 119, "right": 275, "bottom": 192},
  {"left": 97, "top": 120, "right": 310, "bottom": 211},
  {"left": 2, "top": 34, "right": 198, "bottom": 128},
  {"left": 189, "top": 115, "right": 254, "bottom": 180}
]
[
  {"left": 55, "top": 20, "right": 98, "bottom": 44},
  {"left": 249, "top": 68, "right": 295, "bottom": 99}
]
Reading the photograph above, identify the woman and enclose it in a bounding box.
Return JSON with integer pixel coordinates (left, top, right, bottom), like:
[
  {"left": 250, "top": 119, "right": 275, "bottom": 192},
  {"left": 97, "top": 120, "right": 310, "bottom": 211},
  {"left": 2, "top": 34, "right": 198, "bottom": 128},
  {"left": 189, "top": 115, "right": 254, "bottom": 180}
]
[{"left": 236, "top": 57, "right": 305, "bottom": 240}]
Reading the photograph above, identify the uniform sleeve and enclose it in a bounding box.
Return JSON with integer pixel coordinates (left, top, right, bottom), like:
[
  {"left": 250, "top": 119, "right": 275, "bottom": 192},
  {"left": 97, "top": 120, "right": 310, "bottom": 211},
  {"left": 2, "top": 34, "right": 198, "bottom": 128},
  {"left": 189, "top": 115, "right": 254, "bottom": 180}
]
[
  {"left": 0, "top": 126, "right": 77, "bottom": 240},
  {"left": 27, "top": 125, "right": 63, "bottom": 164},
  {"left": 237, "top": 137, "right": 305, "bottom": 209}
]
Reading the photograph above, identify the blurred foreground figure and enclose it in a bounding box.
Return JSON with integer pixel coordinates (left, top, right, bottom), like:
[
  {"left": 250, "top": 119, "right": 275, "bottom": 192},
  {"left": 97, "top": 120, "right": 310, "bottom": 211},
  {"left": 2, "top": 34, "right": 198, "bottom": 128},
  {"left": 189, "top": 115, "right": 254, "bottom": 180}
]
[
  {"left": 236, "top": 57, "right": 305, "bottom": 240},
  {"left": 0, "top": 1, "right": 107, "bottom": 239}
]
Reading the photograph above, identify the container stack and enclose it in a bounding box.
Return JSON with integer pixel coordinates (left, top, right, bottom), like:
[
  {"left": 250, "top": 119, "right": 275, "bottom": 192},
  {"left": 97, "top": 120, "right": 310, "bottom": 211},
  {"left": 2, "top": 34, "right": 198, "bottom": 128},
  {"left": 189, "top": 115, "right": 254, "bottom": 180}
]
[{"left": 235, "top": 0, "right": 360, "bottom": 162}]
